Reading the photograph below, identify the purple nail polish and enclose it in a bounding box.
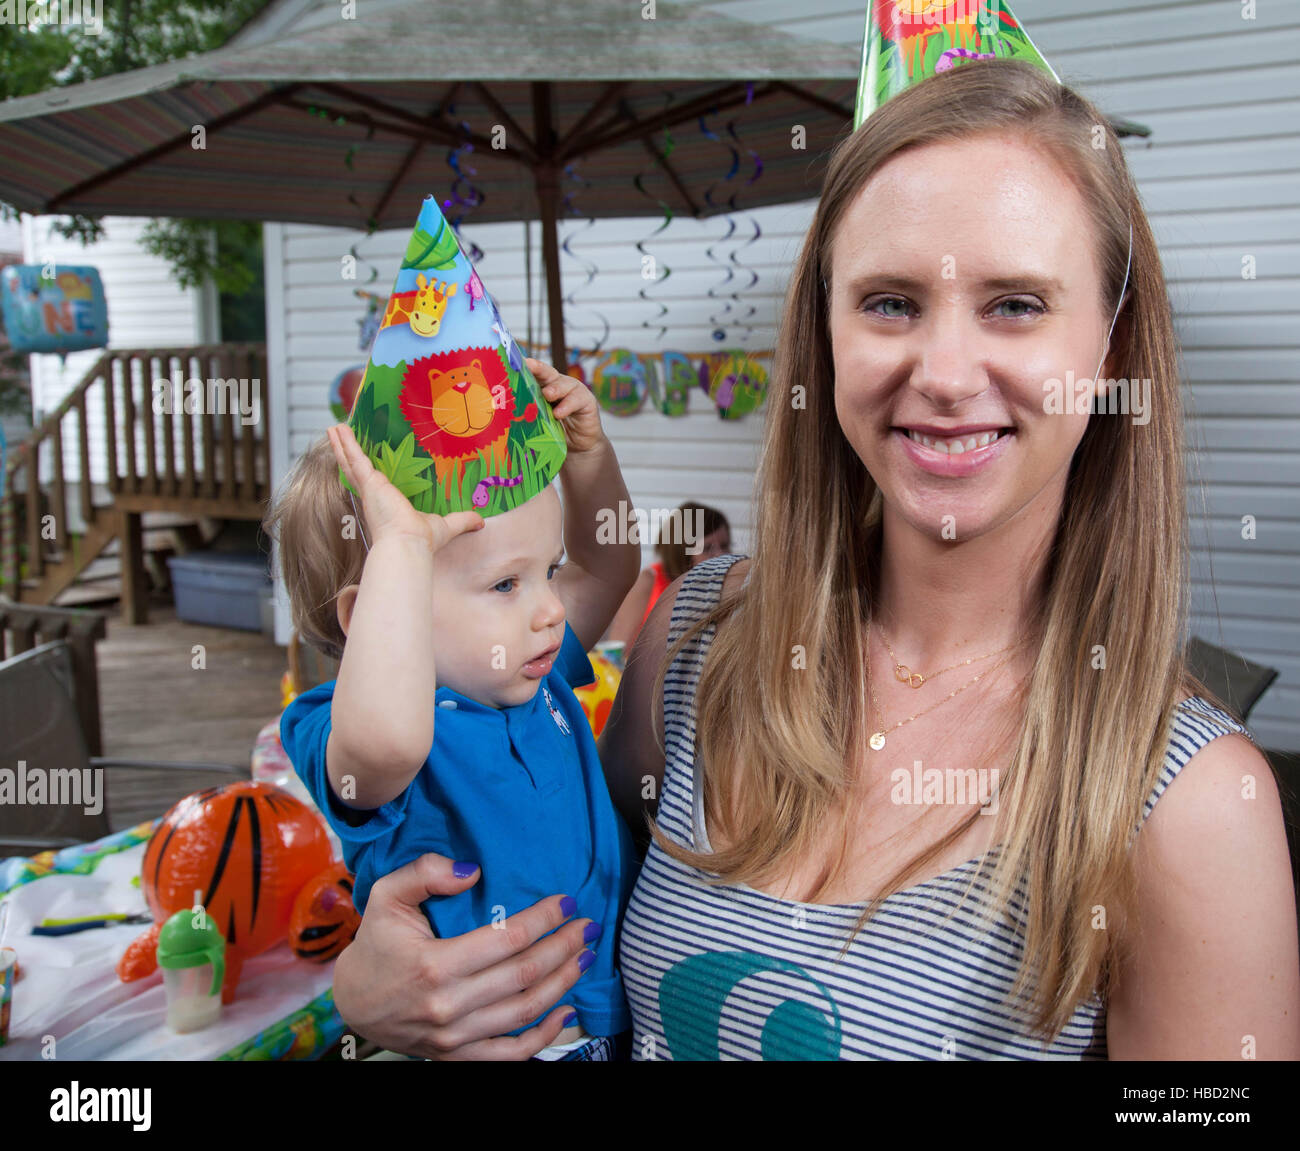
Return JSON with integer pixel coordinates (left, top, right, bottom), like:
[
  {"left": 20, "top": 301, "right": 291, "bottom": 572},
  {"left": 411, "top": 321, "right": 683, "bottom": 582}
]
[
  {"left": 452, "top": 861, "right": 479, "bottom": 878},
  {"left": 577, "top": 949, "right": 595, "bottom": 973},
  {"left": 559, "top": 895, "right": 577, "bottom": 918},
  {"left": 583, "top": 921, "right": 602, "bottom": 943},
  {"left": 563, "top": 1011, "right": 578, "bottom": 1028}
]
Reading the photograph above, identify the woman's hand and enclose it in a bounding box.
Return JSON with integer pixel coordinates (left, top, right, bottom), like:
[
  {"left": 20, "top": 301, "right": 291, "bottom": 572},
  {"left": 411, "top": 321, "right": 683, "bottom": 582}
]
[
  {"left": 327, "top": 423, "right": 485, "bottom": 552},
  {"left": 527, "top": 357, "right": 605, "bottom": 456},
  {"left": 332, "top": 853, "right": 600, "bottom": 1060}
]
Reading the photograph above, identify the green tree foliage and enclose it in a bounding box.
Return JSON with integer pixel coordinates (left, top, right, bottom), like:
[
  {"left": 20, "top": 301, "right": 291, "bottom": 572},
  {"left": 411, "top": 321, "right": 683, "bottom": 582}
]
[
  {"left": 0, "top": 0, "right": 270, "bottom": 411},
  {"left": 0, "top": 0, "right": 270, "bottom": 289}
]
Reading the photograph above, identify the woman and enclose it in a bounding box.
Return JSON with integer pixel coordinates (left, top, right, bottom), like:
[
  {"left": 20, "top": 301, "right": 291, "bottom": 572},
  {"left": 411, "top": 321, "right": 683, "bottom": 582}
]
[
  {"left": 330, "top": 61, "right": 1299, "bottom": 1059},
  {"left": 602, "top": 502, "right": 731, "bottom": 649}
]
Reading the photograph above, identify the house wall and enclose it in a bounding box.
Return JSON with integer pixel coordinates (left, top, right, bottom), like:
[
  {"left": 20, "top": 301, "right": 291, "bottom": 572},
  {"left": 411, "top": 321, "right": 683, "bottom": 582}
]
[{"left": 264, "top": 0, "right": 1300, "bottom": 749}]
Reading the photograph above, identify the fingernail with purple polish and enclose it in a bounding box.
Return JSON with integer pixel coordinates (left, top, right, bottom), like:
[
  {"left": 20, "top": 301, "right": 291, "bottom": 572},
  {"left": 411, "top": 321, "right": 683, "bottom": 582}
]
[
  {"left": 583, "top": 921, "right": 602, "bottom": 943},
  {"left": 452, "top": 861, "right": 479, "bottom": 878},
  {"left": 577, "top": 950, "right": 595, "bottom": 973},
  {"left": 559, "top": 895, "right": 577, "bottom": 918}
]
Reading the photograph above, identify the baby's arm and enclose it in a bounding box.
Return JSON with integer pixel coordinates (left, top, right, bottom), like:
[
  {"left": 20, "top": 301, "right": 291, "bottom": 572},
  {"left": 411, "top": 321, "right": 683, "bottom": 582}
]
[
  {"left": 526, "top": 358, "right": 642, "bottom": 651},
  {"left": 325, "top": 425, "right": 484, "bottom": 811}
]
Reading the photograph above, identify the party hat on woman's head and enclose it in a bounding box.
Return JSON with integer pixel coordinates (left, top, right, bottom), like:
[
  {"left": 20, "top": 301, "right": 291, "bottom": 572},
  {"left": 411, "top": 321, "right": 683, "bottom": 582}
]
[
  {"left": 855, "top": 0, "right": 1058, "bottom": 129},
  {"left": 342, "top": 195, "right": 567, "bottom": 518}
]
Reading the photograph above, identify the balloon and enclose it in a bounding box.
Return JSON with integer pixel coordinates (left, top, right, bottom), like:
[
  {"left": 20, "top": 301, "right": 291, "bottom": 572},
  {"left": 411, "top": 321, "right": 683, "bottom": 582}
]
[
  {"left": 0, "top": 265, "right": 108, "bottom": 356},
  {"left": 329, "top": 364, "right": 366, "bottom": 421},
  {"left": 573, "top": 651, "right": 622, "bottom": 737}
]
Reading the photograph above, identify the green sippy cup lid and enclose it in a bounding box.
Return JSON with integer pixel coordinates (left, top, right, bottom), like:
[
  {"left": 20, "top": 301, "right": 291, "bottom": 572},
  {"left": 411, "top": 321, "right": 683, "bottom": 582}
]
[{"left": 156, "top": 909, "right": 226, "bottom": 997}]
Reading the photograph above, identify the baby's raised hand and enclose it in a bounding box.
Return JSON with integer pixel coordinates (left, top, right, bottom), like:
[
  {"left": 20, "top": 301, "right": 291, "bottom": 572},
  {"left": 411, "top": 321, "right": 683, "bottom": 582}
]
[
  {"left": 327, "top": 424, "right": 484, "bottom": 553},
  {"left": 526, "top": 357, "right": 606, "bottom": 456}
]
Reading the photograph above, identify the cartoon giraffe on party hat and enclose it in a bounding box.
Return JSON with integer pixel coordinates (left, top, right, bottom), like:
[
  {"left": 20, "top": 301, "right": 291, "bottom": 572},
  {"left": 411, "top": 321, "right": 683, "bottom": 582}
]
[{"left": 378, "top": 274, "right": 458, "bottom": 337}]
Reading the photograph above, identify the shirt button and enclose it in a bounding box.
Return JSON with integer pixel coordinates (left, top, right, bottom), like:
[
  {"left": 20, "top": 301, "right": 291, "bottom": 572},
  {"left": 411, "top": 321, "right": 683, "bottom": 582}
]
[{"left": 438, "top": 700, "right": 458, "bottom": 709}]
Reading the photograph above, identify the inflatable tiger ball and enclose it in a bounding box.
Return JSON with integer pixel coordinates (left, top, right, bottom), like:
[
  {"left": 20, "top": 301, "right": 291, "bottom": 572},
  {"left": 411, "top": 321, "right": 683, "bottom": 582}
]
[{"left": 116, "top": 781, "right": 334, "bottom": 1003}]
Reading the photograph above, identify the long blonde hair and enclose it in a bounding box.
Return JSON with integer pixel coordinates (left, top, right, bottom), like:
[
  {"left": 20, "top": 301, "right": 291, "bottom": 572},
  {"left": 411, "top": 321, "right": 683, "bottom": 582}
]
[{"left": 650, "top": 60, "right": 1237, "bottom": 1040}]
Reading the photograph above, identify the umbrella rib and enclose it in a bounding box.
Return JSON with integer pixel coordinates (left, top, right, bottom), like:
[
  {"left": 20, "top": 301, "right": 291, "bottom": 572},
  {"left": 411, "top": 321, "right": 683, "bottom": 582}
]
[
  {"left": 280, "top": 97, "right": 447, "bottom": 145},
  {"left": 45, "top": 82, "right": 304, "bottom": 214},
  {"left": 471, "top": 82, "right": 538, "bottom": 164},
  {"left": 636, "top": 134, "right": 700, "bottom": 219},
  {"left": 565, "top": 82, "right": 760, "bottom": 159},
  {"left": 311, "top": 81, "right": 507, "bottom": 158},
  {"left": 769, "top": 80, "right": 853, "bottom": 122},
  {"left": 555, "top": 82, "right": 629, "bottom": 157}
]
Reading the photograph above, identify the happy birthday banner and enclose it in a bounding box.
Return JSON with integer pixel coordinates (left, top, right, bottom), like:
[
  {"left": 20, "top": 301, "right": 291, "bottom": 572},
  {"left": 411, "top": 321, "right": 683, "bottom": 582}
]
[
  {"left": 331, "top": 339, "right": 772, "bottom": 424},
  {"left": 519, "top": 340, "right": 771, "bottom": 421}
]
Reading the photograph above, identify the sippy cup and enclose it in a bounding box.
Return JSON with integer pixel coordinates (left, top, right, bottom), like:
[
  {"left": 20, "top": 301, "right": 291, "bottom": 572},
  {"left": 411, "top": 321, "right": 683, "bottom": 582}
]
[{"left": 156, "top": 909, "right": 226, "bottom": 1033}]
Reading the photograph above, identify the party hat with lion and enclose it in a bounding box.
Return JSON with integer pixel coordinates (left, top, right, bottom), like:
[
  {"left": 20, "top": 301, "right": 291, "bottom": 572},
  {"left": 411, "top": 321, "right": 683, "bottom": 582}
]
[{"left": 342, "top": 195, "right": 567, "bottom": 518}]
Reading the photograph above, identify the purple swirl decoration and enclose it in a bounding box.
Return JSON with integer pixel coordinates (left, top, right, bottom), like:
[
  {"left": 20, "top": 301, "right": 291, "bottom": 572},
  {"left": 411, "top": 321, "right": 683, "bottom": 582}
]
[{"left": 561, "top": 160, "right": 610, "bottom": 360}]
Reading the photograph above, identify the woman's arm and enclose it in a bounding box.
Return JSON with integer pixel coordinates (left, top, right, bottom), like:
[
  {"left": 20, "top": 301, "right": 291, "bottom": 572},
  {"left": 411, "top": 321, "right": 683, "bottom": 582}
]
[
  {"left": 1107, "top": 733, "right": 1300, "bottom": 1059},
  {"left": 597, "top": 572, "right": 677, "bottom": 849},
  {"left": 332, "top": 853, "right": 598, "bottom": 1059},
  {"left": 603, "top": 568, "right": 656, "bottom": 648},
  {"left": 597, "top": 557, "right": 751, "bottom": 850}
]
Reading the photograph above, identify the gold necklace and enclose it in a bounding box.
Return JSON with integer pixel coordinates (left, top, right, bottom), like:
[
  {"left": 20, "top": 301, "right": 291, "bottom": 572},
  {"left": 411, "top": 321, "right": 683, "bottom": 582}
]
[
  {"left": 866, "top": 621, "right": 1017, "bottom": 751},
  {"left": 877, "top": 621, "right": 1021, "bottom": 689}
]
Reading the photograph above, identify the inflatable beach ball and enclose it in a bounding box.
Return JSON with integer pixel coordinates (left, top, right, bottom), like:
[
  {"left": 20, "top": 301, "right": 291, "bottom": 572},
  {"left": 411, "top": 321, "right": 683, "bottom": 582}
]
[{"left": 574, "top": 651, "right": 621, "bottom": 737}]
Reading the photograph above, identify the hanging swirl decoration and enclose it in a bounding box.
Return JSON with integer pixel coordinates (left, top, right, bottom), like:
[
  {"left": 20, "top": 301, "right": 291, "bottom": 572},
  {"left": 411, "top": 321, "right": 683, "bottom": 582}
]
[
  {"left": 443, "top": 99, "right": 486, "bottom": 263},
  {"left": 697, "top": 107, "right": 740, "bottom": 343},
  {"left": 725, "top": 86, "right": 764, "bottom": 344},
  {"left": 305, "top": 103, "right": 383, "bottom": 290},
  {"left": 632, "top": 94, "right": 678, "bottom": 347},
  {"left": 560, "top": 159, "right": 610, "bottom": 369}
]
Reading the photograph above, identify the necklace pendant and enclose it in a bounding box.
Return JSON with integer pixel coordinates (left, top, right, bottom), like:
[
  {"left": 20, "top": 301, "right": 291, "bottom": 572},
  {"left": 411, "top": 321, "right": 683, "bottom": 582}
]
[
  {"left": 893, "top": 664, "right": 910, "bottom": 684},
  {"left": 908, "top": 672, "right": 924, "bottom": 689},
  {"left": 869, "top": 732, "right": 886, "bottom": 751}
]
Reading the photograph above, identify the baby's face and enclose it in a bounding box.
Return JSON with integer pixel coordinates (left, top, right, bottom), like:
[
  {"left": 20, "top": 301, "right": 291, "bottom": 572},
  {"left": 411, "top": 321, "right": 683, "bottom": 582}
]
[{"left": 431, "top": 483, "right": 567, "bottom": 708}]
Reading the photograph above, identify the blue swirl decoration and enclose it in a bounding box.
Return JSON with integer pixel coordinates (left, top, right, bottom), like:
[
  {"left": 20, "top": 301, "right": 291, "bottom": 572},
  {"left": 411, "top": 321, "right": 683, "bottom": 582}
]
[
  {"left": 561, "top": 160, "right": 610, "bottom": 359},
  {"left": 443, "top": 100, "right": 486, "bottom": 263},
  {"left": 658, "top": 950, "right": 843, "bottom": 1060}
]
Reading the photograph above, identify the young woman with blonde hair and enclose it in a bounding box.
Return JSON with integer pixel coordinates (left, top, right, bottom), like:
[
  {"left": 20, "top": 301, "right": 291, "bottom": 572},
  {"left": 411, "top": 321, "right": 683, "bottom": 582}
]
[{"left": 327, "top": 59, "right": 1299, "bottom": 1060}]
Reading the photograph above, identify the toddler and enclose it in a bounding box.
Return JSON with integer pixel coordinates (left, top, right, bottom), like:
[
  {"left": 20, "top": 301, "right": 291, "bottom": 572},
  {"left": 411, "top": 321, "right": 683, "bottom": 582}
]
[{"left": 270, "top": 360, "right": 642, "bottom": 1060}]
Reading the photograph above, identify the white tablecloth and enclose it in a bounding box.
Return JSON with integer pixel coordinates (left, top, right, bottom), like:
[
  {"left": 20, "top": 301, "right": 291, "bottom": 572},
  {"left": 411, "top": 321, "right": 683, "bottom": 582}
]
[{"left": 0, "top": 842, "right": 336, "bottom": 1060}]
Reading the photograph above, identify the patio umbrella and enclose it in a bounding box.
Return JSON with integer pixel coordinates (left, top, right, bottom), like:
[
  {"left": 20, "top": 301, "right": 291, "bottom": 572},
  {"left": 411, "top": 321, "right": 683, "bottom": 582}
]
[{"left": 0, "top": 0, "right": 863, "bottom": 365}]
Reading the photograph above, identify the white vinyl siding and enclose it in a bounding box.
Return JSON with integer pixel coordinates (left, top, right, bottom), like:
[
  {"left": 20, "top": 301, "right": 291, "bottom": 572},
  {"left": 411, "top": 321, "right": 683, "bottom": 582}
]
[{"left": 266, "top": 0, "right": 1299, "bottom": 749}]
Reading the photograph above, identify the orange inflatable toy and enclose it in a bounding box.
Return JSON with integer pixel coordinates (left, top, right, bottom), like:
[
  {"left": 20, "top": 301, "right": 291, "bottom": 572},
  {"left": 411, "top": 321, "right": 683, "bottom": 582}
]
[
  {"left": 116, "top": 781, "right": 334, "bottom": 1003},
  {"left": 288, "top": 862, "right": 360, "bottom": 962}
]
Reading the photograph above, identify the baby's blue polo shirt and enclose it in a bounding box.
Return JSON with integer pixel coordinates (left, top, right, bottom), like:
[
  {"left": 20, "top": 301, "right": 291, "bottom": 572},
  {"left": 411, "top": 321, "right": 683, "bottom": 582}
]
[{"left": 280, "top": 620, "right": 636, "bottom": 1037}]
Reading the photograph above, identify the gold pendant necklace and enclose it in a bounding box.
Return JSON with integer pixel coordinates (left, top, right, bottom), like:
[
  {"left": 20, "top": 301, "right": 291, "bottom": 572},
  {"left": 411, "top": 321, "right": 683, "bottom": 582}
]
[
  {"left": 866, "top": 621, "right": 1017, "bottom": 751},
  {"left": 878, "top": 621, "right": 1020, "bottom": 690}
]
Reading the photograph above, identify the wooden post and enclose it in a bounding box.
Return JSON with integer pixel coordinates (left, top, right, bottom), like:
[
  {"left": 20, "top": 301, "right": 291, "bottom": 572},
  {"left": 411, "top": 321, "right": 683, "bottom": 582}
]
[
  {"left": 77, "top": 391, "right": 92, "bottom": 525},
  {"left": 142, "top": 353, "right": 158, "bottom": 495},
  {"left": 118, "top": 508, "right": 148, "bottom": 625},
  {"left": 532, "top": 82, "right": 567, "bottom": 369}
]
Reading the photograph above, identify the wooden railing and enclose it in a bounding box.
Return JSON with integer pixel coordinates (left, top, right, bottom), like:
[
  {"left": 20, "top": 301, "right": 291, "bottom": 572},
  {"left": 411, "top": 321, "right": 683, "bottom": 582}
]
[{"left": 1, "top": 343, "right": 270, "bottom": 603}]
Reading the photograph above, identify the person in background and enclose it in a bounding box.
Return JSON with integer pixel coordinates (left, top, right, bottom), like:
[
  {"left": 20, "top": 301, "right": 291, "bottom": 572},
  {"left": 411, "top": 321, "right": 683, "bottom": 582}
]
[{"left": 601, "top": 502, "right": 730, "bottom": 648}]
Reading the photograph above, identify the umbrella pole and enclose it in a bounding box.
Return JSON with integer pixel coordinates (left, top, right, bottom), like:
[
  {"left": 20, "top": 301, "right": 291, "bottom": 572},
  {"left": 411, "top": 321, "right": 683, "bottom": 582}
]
[{"left": 532, "top": 82, "right": 567, "bottom": 370}]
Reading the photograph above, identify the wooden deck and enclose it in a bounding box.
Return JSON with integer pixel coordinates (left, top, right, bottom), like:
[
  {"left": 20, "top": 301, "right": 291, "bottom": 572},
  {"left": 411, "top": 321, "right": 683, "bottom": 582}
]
[{"left": 98, "top": 601, "right": 286, "bottom": 832}]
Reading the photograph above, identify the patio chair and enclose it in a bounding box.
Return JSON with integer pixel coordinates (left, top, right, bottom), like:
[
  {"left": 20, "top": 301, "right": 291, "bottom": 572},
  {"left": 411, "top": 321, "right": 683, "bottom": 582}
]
[
  {"left": 1183, "top": 636, "right": 1279, "bottom": 722},
  {"left": 0, "top": 640, "right": 246, "bottom": 857}
]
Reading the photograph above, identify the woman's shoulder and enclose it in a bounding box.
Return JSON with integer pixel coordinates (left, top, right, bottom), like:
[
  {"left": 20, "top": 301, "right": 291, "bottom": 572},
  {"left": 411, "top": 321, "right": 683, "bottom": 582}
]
[{"left": 1141, "top": 692, "right": 1278, "bottom": 875}]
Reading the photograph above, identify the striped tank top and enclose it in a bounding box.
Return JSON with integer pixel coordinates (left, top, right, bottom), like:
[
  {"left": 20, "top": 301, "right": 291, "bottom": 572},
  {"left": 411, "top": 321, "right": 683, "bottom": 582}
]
[{"left": 619, "top": 553, "right": 1255, "bottom": 1060}]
